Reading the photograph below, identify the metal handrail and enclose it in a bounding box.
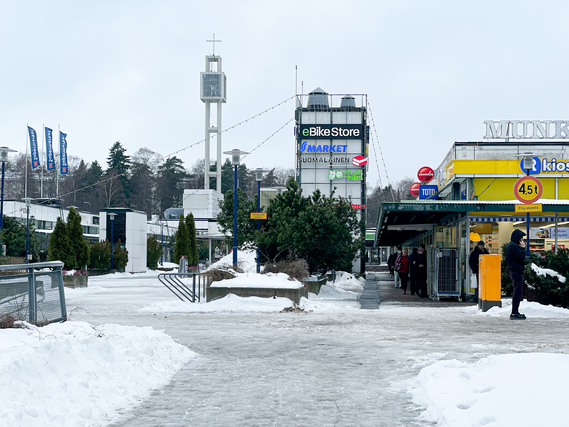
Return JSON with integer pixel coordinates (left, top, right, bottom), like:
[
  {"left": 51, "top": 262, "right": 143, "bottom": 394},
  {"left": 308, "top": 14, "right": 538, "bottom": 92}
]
[
  {"left": 0, "top": 261, "right": 64, "bottom": 271},
  {"left": 158, "top": 272, "right": 201, "bottom": 303}
]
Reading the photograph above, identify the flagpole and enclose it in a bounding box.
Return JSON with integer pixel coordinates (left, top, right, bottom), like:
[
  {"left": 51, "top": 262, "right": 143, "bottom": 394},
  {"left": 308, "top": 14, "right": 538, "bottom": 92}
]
[
  {"left": 57, "top": 124, "right": 60, "bottom": 200},
  {"left": 25, "top": 124, "right": 28, "bottom": 199},
  {"left": 41, "top": 124, "right": 45, "bottom": 199}
]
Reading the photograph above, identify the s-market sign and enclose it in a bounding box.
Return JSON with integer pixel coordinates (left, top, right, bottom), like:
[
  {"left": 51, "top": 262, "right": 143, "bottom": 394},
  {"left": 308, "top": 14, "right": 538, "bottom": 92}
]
[{"left": 299, "top": 124, "right": 363, "bottom": 139}]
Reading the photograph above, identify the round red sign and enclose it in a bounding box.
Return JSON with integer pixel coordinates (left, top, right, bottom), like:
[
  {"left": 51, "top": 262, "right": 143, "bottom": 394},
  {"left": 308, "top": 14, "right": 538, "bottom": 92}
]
[
  {"left": 417, "top": 166, "right": 434, "bottom": 183},
  {"left": 409, "top": 182, "right": 421, "bottom": 197}
]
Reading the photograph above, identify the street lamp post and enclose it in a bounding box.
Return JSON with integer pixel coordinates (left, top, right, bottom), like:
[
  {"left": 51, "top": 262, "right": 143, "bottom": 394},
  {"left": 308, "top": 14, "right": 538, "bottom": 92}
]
[
  {"left": 0, "top": 147, "right": 17, "bottom": 252},
  {"left": 223, "top": 149, "right": 248, "bottom": 268},
  {"left": 522, "top": 154, "right": 533, "bottom": 258},
  {"left": 254, "top": 168, "right": 269, "bottom": 273},
  {"left": 108, "top": 213, "right": 116, "bottom": 269},
  {"left": 24, "top": 198, "right": 32, "bottom": 263}
]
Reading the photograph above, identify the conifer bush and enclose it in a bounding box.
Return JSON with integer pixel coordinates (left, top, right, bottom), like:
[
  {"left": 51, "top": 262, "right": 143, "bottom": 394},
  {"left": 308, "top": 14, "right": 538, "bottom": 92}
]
[
  {"left": 48, "top": 217, "right": 74, "bottom": 269},
  {"left": 88, "top": 240, "right": 111, "bottom": 270},
  {"left": 173, "top": 214, "right": 189, "bottom": 264},
  {"left": 67, "top": 208, "right": 90, "bottom": 269},
  {"left": 186, "top": 213, "right": 199, "bottom": 266},
  {"left": 113, "top": 239, "right": 129, "bottom": 271},
  {"left": 147, "top": 235, "right": 162, "bottom": 269},
  {"left": 523, "top": 248, "right": 569, "bottom": 308}
]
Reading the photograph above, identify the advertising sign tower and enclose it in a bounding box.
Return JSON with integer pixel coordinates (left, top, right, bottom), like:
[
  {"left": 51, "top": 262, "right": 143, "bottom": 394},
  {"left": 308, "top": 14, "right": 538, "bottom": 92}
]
[{"left": 295, "top": 88, "right": 368, "bottom": 272}]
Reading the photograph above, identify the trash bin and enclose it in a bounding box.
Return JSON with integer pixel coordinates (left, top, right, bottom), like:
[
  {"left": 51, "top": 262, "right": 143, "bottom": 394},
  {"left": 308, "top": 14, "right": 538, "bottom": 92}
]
[{"left": 478, "top": 254, "right": 502, "bottom": 312}]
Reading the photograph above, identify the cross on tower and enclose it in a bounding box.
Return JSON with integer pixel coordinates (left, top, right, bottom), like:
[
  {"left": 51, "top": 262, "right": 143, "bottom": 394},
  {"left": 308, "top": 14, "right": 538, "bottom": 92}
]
[{"left": 206, "top": 33, "right": 222, "bottom": 55}]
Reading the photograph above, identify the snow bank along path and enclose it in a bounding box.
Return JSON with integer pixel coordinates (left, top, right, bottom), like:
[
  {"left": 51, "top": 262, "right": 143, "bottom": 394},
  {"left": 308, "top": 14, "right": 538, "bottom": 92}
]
[{"left": 0, "top": 321, "right": 194, "bottom": 426}]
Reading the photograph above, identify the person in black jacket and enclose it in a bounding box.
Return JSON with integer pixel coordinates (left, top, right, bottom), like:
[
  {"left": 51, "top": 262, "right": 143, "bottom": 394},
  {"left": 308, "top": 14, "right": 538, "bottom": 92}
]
[
  {"left": 417, "top": 244, "right": 428, "bottom": 298},
  {"left": 469, "top": 240, "right": 489, "bottom": 301},
  {"left": 505, "top": 229, "right": 527, "bottom": 320},
  {"left": 407, "top": 248, "right": 419, "bottom": 295}
]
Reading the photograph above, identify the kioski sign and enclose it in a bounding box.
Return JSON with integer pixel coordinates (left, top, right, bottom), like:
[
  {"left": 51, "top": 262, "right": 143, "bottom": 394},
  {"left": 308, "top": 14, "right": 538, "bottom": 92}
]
[
  {"left": 409, "top": 182, "right": 421, "bottom": 197},
  {"left": 417, "top": 166, "right": 434, "bottom": 183}
]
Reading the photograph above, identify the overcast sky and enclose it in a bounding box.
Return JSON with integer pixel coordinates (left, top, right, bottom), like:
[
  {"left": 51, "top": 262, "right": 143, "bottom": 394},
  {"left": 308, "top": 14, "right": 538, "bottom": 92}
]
[{"left": 2, "top": 0, "right": 569, "bottom": 188}]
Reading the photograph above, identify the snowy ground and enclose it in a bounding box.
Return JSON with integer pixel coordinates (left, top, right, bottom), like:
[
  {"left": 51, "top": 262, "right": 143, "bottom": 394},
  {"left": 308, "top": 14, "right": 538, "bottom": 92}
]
[{"left": 2, "top": 255, "right": 569, "bottom": 426}]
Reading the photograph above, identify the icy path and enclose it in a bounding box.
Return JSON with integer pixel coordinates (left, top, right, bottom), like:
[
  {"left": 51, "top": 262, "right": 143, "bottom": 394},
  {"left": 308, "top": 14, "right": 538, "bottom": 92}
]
[{"left": 66, "top": 273, "right": 569, "bottom": 427}]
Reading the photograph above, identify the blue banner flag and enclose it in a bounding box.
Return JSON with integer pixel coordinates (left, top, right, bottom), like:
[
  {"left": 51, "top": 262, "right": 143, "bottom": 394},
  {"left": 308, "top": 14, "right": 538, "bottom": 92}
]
[
  {"left": 45, "top": 127, "right": 55, "bottom": 170},
  {"left": 60, "top": 131, "right": 68, "bottom": 175},
  {"left": 27, "top": 126, "right": 40, "bottom": 169}
]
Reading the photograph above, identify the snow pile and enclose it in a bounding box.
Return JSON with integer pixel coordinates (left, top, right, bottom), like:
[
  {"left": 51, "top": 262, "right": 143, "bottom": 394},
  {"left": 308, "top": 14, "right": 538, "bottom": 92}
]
[
  {"left": 408, "top": 353, "right": 569, "bottom": 427},
  {"left": 203, "top": 249, "right": 258, "bottom": 273},
  {"left": 0, "top": 321, "right": 194, "bottom": 426},
  {"left": 141, "top": 294, "right": 296, "bottom": 313},
  {"left": 461, "top": 299, "right": 569, "bottom": 319},
  {"left": 531, "top": 263, "right": 566, "bottom": 283},
  {"left": 329, "top": 271, "right": 365, "bottom": 292},
  {"left": 210, "top": 271, "right": 304, "bottom": 289}
]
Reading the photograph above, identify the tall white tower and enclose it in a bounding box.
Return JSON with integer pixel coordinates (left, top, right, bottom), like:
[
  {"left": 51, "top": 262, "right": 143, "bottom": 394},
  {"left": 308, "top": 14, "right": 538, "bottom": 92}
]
[{"left": 200, "top": 50, "right": 226, "bottom": 191}]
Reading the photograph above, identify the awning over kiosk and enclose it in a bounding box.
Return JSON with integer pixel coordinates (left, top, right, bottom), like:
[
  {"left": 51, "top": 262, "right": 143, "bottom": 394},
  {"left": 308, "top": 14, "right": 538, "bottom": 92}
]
[{"left": 375, "top": 200, "right": 569, "bottom": 247}]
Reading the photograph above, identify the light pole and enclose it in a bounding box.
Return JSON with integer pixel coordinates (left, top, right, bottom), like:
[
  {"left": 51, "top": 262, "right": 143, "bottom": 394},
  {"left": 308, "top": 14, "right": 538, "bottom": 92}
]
[
  {"left": 24, "top": 198, "right": 32, "bottom": 263},
  {"left": 0, "top": 147, "right": 17, "bottom": 251},
  {"left": 522, "top": 154, "right": 533, "bottom": 258},
  {"left": 253, "top": 168, "right": 269, "bottom": 273},
  {"left": 108, "top": 213, "right": 116, "bottom": 269},
  {"left": 223, "top": 149, "right": 248, "bottom": 268}
]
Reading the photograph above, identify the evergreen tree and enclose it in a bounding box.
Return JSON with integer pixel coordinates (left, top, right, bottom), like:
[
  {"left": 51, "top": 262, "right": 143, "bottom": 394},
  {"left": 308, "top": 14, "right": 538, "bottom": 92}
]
[
  {"left": 113, "top": 239, "right": 129, "bottom": 270},
  {"left": 157, "top": 156, "right": 188, "bottom": 212},
  {"left": 173, "top": 213, "right": 190, "bottom": 263},
  {"left": 88, "top": 240, "right": 111, "bottom": 270},
  {"left": 0, "top": 215, "right": 41, "bottom": 260},
  {"left": 256, "top": 178, "right": 363, "bottom": 273},
  {"left": 66, "top": 207, "right": 90, "bottom": 269},
  {"left": 147, "top": 235, "right": 163, "bottom": 269},
  {"left": 48, "top": 217, "right": 74, "bottom": 269},
  {"left": 185, "top": 213, "right": 199, "bottom": 266},
  {"left": 217, "top": 189, "right": 257, "bottom": 248},
  {"left": 105, "top": 141, "right": 131, "bottom": 206}
]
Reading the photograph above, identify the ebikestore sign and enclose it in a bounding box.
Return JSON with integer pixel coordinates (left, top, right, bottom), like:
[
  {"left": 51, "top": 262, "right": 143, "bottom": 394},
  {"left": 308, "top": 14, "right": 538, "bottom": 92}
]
[
  {"left": 484, "top": 120, "right": 569, "bottom": 139},
  {"left": 299, "top": 124, "right": 363, "bottom": 139}
]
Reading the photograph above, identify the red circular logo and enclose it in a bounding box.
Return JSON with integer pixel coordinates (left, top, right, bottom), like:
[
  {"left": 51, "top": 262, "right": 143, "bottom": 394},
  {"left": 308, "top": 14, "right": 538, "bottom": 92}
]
[
  {"left": 409, "top": 182, "right": 421, "bottom": 197},
  {"left": 417, "top": 166, "right": 434, "bottom": 183}
]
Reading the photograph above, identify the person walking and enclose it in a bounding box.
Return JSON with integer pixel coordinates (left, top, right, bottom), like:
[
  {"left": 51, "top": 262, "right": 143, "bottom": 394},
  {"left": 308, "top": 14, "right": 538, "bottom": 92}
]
[
  {"left": 398, "top": 248, "right": 409, "bottom": 294},
  {"left": 407, "top": 248, "right": 419, "bottom": 295},
  {"left": 469, "top": 240, "right": 489, "bottom": 302},
  {"left": 391, "top": 247, "right": 402, "bottom": 288},
  {"left": 506, "top": 229, "right": 527, "bottom": 320},
  {"left": 417, "top": 244, "right": 428, "bottom": 298},
  {"left": 388, "top": 249, "right": 398, "bottom": 278}
]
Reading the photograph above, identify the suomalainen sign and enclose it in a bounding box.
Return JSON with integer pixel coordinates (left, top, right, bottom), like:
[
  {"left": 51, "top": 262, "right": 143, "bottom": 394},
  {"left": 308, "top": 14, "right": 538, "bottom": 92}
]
[
  {"left": 484, "top": 120, "right": 569, "bottom": 139},
  {"left": 299, "top": 124, "right": 363, "bottom": 139}
]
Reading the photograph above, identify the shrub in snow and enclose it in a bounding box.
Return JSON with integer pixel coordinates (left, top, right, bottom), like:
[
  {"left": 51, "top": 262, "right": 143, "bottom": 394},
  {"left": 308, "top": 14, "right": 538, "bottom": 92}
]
[
  {"left": 147, "top": 235, "right": 162, "bottom": 269},
  {"left": 263, "top": 258, "right": 310, "bottom": 282},
  {"left": 113, "top": 239, "right": 129, "bottom": 271},
  {"left": 523, "top": 248, "right": 569, "bottom": 308},
  {"left": 88, "top": 240, "right": 111, "bottom": 270}
]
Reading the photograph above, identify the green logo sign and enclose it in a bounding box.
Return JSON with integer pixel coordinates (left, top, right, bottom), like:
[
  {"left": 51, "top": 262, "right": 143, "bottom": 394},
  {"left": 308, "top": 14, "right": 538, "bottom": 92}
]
[{"left": 329, "top": 170, "right": 363, "bottom": 181}]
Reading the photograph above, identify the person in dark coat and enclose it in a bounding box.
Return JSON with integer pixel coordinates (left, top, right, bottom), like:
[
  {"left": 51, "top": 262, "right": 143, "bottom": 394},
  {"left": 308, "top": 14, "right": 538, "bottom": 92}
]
[
  {"left": 407, "top": 248, "right": 419, "bottom": 295},
  {"left": 417, "top": 244, "right": 428, "bottom": 298},
  {"left": 398, "top": 248, "right": 409, "bottom": 294},
  {"left": 505, "top": 229, "right": 527, "bottom": 320},
  {"left": 388, "top": 248, "right": 399, "bottom": 278},
  {"left": 469, "top": 240, "right": 489, "bottom": 301}
]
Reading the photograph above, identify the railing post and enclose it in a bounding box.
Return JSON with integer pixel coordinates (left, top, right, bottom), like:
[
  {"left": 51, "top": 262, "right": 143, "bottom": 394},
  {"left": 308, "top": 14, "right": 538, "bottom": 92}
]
[
  {"left": 56, "top": 265, "right": 67, "bottom": 320},
  {"left": 28, "top": 266, "right": 37, "bottom": 324}
]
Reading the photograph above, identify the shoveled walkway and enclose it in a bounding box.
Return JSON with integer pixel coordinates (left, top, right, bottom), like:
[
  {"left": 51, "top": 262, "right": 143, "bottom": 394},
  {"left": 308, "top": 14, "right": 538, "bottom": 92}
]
[{"left": 364, "top": 265, "right": 471, "bottom": 308}]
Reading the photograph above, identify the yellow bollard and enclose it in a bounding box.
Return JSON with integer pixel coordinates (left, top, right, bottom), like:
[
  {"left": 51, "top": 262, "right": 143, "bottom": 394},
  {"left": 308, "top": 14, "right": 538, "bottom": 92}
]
[{"left": 478, "top": 254, "right": 502, "bottom": 312}]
